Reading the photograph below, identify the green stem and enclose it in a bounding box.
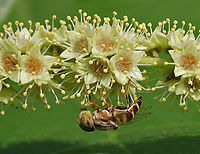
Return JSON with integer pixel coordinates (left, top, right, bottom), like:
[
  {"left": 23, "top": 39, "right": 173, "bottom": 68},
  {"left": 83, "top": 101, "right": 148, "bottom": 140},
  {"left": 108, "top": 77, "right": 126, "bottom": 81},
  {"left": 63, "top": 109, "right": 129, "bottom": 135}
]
[{"left": 139, "top": 56, "right": 173, "bottom": 68}]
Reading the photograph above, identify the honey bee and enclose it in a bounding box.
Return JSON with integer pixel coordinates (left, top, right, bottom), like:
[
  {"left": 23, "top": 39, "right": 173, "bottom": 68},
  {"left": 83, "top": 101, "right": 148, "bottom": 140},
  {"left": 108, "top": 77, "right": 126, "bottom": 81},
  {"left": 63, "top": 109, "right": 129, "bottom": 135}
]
[{"left": 77, "top": 96, "right": 151, "bottom": 131}]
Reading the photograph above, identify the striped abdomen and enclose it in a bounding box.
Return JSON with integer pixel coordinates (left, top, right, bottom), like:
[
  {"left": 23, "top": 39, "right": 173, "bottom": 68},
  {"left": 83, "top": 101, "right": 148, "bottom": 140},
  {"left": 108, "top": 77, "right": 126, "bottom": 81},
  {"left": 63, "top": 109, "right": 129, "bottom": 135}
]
[
  {"left": 113, "top": 96, "right": 142, "bottom": 124},
  {"left": 113, "top": 111, "right": 133, "bottom": 124}
]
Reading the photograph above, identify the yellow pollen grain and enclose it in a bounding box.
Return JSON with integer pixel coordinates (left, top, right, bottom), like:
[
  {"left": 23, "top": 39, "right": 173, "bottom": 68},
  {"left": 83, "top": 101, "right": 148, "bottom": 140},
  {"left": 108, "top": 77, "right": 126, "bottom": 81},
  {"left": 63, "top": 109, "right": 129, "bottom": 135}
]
[
  {"left": 87, "top": 90, "right": 91, "bottom": 94},
  {"left": 76, "top": 79, "right": 81, "bottom": 83},
  {"left": 151, "top": 87, "right": 156, "bottom": 91},
  {"left": 182, "top": 90, "right": 186, "bottom": 94},
  {"left": 60, "top": 74, "right": 65, "bottom": 79},
  {"left": 63, "top": 96, "right": 68, "bottom": 100},
  {"left": 123, "top": 70, "right": 128, "bottom": 74},
  {"left": 102, "top": 91, "right": 107, "bottom": 95},
  {"left": 40, "top": 93, "right": 44, "bottom": 98},
  {"left": 190, "top": 88, "right": 194, "bottom": 93},
  {"left": 111, "top": 79, "right": 115, "bottom": 83},
  {"left": 164, "top": 62, "right": 168, "bottom": 65},
  {"left": 6, "top": 84, "right": 10, "bottom": 88},
  {"left": 10, "top": 97, "right": 14, "bottom": 101},
  {"left": 121, "top": 89, "right": 125, "bottom": 94},
  {"left": 103, "top": 69, "right": 108, "bottom": 73},
  {"left": 1, "top": 110, "right": 5, "bottom": 116},
  {"left": 153, "top": 62, "right": 157, "bottom": 65},
  {"left": 192, "top": 95, "right": 196, "bottom": 99},
  {"left": 119, "top": 57, "right": 123, "bottom": 61},
  {"left": 23, "top": 92, "right": 27, "bottom": 96},
  {"left": 61, "top": 90, "right": 66, "bottom": 95},
  {"left": 76, "top": 93, "right": 81, "bottom": 97},
  {"left": 70, "top": 95, "right": 75, "bottom": 99},
  {"left": 171, "top": 85, "right": 176, "bottom": 91}
]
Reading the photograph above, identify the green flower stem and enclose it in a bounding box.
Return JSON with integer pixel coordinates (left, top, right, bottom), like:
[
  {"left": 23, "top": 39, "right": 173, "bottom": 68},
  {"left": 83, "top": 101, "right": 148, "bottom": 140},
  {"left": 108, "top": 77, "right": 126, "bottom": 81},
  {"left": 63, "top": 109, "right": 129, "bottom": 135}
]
[{"left": 139, "top": 56, "right": 174, "bottom": 68}]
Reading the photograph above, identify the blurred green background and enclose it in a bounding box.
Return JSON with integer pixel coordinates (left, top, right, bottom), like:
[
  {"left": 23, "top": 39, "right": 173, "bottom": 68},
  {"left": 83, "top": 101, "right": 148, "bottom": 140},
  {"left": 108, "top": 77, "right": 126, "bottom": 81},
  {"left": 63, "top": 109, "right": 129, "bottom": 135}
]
[{"left": 1, "top": 0, "right": 200, "bottom": 153}]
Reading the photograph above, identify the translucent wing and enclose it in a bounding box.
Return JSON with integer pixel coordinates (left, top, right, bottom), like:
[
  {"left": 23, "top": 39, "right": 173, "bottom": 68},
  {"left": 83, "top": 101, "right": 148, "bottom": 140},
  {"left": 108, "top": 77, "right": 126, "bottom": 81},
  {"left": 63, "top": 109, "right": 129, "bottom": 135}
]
[
  {"left": 132, "top": 105, "right": 152, "bottom": 123},
  {"left": 120, "top": 105, "right": 152, "bottom": 126}
]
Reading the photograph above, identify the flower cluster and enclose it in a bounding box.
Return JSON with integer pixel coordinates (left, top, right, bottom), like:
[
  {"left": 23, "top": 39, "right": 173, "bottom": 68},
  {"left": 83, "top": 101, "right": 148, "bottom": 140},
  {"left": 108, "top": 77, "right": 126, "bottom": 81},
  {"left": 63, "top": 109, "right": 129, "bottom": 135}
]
[
  {"left": 0, "top": 10, "right": 200, "bottom": 115},
  {"left": 148, "top": 20, "right": 200, "bottom": 112}
]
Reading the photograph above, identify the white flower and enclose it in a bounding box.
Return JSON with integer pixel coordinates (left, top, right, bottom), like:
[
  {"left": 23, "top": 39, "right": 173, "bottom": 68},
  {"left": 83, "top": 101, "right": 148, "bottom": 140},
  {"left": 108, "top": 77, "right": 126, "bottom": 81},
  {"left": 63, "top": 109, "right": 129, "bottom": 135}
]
[
  {"left": 110, "top": 50, "right": 145, "bottom": 85},
  {"left": 60, "top": 31, "right": 91, "bottom": 60},
  {"left": 20, "top": 45, "right": 56, "bottom": 84},
  {"left": 169, "top": 40, "right": 200, "bottom": 77},
  {"left": 72, "top": 56, "right": 113, "bottom": 88},
  {"left": 91, "top": 24, "right": 121, "bottom": 57},
  {"left": 0, "top": 40, "right": 21, "bottom": 82},
  {"left": 168, "top": 28, "right": 195, "bottom": 50},
  {"left": 174, "top": 76, "right": 200, "bottom": 100},
  {"left": 6, "top": 27, "right": 43, "bottom": 54}
]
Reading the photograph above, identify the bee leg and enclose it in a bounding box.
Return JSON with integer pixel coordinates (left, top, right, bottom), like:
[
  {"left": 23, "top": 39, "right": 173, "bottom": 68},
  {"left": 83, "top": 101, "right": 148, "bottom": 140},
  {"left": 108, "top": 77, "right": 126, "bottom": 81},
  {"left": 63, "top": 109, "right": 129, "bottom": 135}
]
[
  {"left": 125, "top": 95, "right": 131, "bottom": 108},
  {"left": 90, "top": 103, "right": 100, "bottom": 112},
  {"left": 128, "top": 94, "right": 132, "bottom": 108},
  {"left": 103, "top": 102, "right": 109, "bottom": 110},
  {"left": 80, "top": 108, "right": 87, "bottom": 111},
  {"left": 88, "top": 94, "right": 92, "bottom": 103},
  {"left": 113, "top": 105, "right": 127, "bottom": 109},
  {"left": 109, "top": 120, "right": 119, "bottom": 130}
]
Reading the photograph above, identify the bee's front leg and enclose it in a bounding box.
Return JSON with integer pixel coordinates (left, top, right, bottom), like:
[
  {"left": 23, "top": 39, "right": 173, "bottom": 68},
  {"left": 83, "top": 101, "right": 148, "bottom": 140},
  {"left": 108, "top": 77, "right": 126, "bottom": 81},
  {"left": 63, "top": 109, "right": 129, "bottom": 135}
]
[
  {"left": 80, "top": 108, "right": 87, "bottom": 111},
  {"left": 103, "top": 102, "right": 109, "bottom": 110},
  {"left": 90, "top": 103, "right": 100, "bottom": 112},
  {"left": 113, "top": 106, "right": 127, "bottom": 110}
]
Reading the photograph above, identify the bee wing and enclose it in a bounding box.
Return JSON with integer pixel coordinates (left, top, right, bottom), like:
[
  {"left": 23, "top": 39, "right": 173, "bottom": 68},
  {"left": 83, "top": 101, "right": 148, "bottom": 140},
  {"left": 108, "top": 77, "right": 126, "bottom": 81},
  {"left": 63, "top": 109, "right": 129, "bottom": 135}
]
[{"left": 132, "top": 105, "right": 152, "bottom": 123}]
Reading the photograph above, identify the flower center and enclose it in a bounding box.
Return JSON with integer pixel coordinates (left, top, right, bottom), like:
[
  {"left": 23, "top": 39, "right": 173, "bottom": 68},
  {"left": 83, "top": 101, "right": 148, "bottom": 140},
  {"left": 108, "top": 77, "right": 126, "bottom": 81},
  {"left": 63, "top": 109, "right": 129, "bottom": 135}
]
[
  {"left": 26, "top": 58, "right": 43, "bottom": 74},
  {"left": 92, "top": 59, "right": 107, "bottom": 75},
  {"left": 97, "top": 38, "right": 115, "bottom": 52},
  {"left": 3, "top": 54, "right": 18, "bottom": 71},
  {"left": 185, "top": 77, "right": 200, "bottom": 90},
  {"left": 116, "top": 56, "right": 132, "bottom": 72},
  {"left": 74, "top": 38, "right": 88, "bottom": 53},
  {"left": 181, "top": 55, "right": 197, "bottom": 70}
]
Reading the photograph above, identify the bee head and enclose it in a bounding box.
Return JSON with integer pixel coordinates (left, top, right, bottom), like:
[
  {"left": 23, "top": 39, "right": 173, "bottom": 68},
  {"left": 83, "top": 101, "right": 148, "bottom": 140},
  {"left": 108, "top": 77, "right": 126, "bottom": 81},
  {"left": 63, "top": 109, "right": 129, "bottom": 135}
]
[{"left": 77, "top": 110, "right": 95, "bottom": 131}]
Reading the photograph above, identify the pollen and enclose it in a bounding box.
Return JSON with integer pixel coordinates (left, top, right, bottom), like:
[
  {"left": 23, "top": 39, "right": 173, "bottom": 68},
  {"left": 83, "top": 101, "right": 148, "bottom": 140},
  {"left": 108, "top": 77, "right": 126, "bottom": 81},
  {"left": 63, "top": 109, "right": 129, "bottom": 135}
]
[
  {"left": 116, "top": 56, "right": 132, "bottom": 72},
  {"left": 74, "top": 38, "right": 88, "bottom": 53},
  {"left": 26, "top": 58, "right": 43, "bottom": 74},
  {"left": 97, "top": 38, "right": 115, "bottom": 52},
  {"left": 3, "top": 54, "right": 18, "bottom": 71},
  {"left": 181, "top": 55, "right": 197, "bottom": 70}
]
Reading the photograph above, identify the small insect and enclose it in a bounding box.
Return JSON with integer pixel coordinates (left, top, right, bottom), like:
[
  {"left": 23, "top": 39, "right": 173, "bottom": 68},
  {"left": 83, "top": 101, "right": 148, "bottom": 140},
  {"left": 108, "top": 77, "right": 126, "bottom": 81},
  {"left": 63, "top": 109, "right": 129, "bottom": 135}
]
[
  {"left": 77, "top": 95, "right": 151, "bottom": 131},
  {"left": 164, "top": 72, "right": 176, "bottom": 82}
]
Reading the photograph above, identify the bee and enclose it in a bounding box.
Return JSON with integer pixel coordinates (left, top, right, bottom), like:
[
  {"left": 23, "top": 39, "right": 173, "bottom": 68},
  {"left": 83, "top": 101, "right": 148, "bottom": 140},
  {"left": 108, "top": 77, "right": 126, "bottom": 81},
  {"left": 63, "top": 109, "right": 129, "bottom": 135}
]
[{"left": 77, "top": 95, "right": 151, "bottom": 131}]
